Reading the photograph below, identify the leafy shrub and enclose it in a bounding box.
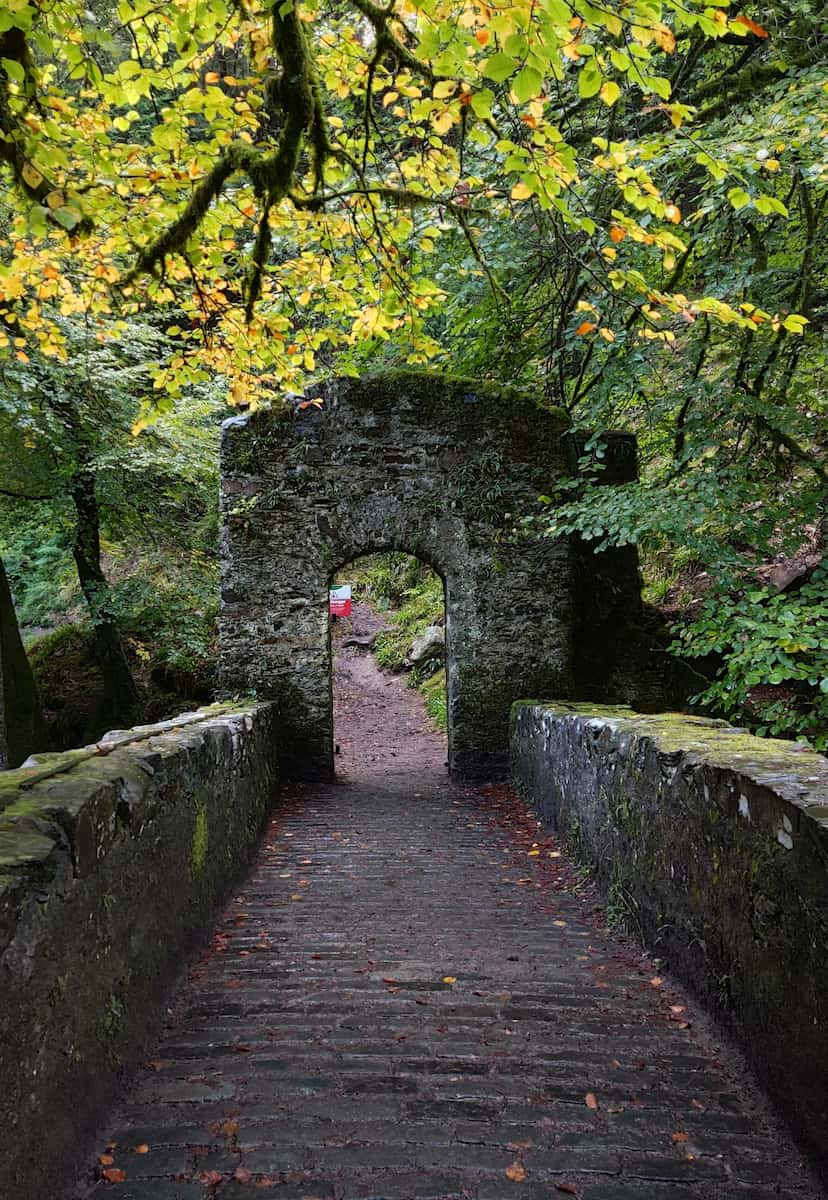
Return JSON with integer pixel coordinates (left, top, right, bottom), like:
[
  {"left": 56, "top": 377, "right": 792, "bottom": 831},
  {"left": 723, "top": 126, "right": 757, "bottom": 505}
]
[
  {"left": 374, "top": 571, "right": 445, "bottom": 672},
  {"left": 2, "top": 517, "right": 79, "bottom": 631},
  {"left": 421, "top": 669, "right": 448, "bottom": 733},
  {"left": 341, "top": 552, "right": 431, "bottom": 612},
  {"left": 672, "top": 566, "right": 828, "bottom": 750},
  {"left": 112, "top": 555, "right": 218, "bottom": 693}
]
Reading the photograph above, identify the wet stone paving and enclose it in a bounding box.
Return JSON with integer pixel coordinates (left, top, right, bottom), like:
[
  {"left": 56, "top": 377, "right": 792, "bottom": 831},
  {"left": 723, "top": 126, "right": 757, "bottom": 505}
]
[{"left": 77, "top": 748, "right": 824, "bottom": 1199}]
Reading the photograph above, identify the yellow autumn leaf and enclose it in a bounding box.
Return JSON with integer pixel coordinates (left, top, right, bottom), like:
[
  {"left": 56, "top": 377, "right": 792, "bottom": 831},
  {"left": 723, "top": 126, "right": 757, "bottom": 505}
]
[
  {"left": 511, "top": 181, "right": 533, "bottom": 200},
  {"left": 431, "top": 109, "right": 455, "bottom": 135},
  {"left": 21, "top": 162, "right": 43, "bottom": 190},
  {"left": 653, "top": 24, "right": 676, "bottom": 52},
  {"left": 599, "top": 81, "right": 621, "bottom": 106}
]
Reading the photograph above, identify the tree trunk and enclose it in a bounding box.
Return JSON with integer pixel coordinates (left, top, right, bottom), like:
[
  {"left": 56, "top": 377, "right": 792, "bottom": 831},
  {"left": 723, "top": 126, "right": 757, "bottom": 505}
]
[
  {"left": 0, "top": 557, "right": 47, "bottom": 768},
  {"left": 69, "top": 467, "right": 140, "bottom": 724}
]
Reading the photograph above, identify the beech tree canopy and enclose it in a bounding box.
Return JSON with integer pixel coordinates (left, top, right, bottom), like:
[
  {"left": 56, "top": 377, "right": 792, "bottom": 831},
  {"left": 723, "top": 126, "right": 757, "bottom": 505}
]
[{"left": 0, "top": 0, "right": 819, "bottom": 417}]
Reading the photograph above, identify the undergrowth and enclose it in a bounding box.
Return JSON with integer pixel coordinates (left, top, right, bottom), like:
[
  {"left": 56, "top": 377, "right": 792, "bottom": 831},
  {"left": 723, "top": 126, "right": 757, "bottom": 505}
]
[{"left": 337, "top": 553, "right": 447, "bottom": 733}]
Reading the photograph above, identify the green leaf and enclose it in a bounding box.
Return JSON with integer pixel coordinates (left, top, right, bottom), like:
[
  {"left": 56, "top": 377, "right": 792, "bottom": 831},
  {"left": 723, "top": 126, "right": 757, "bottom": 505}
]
[
  {"left": 645, "top": 75, "right": 671, "bottom": 100},
  {"left": 482, "top": 54, "right": 517, "bottom": 83},
  {"left": 755, "top": 194, "right": 788, "bottom": 217},
  {"left": 512, "top": 65, "right": 543, "bottom": 102},
  {"left": 542, "top": 0, "right": 572, "bottom": 22},
  {"left": 470, "top": 88, "right": 494, "bottom": 119},
  {"left": 578, "top": 62, "right": 602, "bottom": 99},
  {"left": 727, "top": 187, "right": 751, "bottom": 210},
  {"left": 1, "top": 57, "right": 25, "bottom": 84},
  {"left": 52, "top": 205, "right": 82, "bottom": 231}
]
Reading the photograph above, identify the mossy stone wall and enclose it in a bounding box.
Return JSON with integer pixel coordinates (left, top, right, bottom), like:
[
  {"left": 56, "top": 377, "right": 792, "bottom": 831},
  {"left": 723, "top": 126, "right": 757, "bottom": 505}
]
[
  {"left": 220, "top": 370, "right": 652, "bottom": 780},
  {"left": 0, "top": 703, "right": 278, "bottom": 1200},
  {"left": 511, "top": 701, "right": 828, "bottom": 1179}
]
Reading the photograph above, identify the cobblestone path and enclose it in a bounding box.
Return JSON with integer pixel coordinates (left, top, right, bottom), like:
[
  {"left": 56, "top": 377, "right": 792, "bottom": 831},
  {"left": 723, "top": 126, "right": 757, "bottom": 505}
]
[
  {"left": 77, "top": 637, "right": 823, "bottom": 1200},
  {"left": 78, "top": 768, "right": 823, "bottom": 1200}
]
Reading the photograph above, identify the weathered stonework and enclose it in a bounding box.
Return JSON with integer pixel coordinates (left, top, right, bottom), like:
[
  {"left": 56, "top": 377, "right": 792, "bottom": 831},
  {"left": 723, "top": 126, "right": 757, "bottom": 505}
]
[
  {"left": 220, "top": 371, "right": 651, "bottom": 780},
  {"left": 0, "top": 702, "right": 278, "bottom": 1200},
  {"left": 511, "top": 702, "right": 828, "bottom": 1179}
]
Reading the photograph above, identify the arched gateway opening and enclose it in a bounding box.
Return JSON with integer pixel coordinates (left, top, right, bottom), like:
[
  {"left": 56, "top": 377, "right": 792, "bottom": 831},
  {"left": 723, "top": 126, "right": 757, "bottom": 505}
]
[
  {"left": 329, "top": 554, "right": 448, "bottom": 777},
  {"left": 219, "top": 371, "right": 645, "bottom": 781}
]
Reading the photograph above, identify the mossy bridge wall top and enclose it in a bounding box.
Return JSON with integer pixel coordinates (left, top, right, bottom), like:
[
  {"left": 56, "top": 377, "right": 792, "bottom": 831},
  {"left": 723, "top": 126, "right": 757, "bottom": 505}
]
[{"left": 219, "top": 370, "right": 658, "bottom": 780}]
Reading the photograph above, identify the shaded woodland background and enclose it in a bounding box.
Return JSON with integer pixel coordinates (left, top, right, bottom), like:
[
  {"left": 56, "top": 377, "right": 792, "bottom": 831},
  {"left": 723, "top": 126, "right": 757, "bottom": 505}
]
[{"left": 0, "top": 0, "right": 825, "bottom": 752}]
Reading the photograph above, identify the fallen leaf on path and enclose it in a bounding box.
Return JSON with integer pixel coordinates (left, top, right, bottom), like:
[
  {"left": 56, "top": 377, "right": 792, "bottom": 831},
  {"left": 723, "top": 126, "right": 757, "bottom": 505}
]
[
  {"left": 134, "top": 1144, "right": 149, "bottom": 1154},
  {"left": 199, "top": 1170, "right": 224, "bottom": 1186},
  {"left": 671, "top": 1131, "right": 689, "bottom": 1143},
  {"left": 234, "top": 1166, "right": 253, "bottom": 1183},
  {"left": 505, "top": 1162, "right": 527, "bottom": 1181},
  {"left": 101, "top": 1168, "right": 127, "bottom": 1183},
  {"left": 443, "top": 976, "right": 457, "bottom": 984},
  {"left": 98, "top": 1154, "right": 114, "bottom": 1166},
  {"left": 556, "top": 1185, "right": 580, "bottom": 1195},
  {"left": 650, "top": 976, "right": 663, "bottom": 987},
  {"left": 585, "top": 1092, "right": 600, "bottom": 1110}
]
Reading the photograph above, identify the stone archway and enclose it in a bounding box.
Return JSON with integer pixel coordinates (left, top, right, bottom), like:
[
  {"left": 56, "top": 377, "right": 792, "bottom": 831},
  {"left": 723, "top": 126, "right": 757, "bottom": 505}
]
[{"left": 219, "top": 371, "right": 641, "bottom": 781}]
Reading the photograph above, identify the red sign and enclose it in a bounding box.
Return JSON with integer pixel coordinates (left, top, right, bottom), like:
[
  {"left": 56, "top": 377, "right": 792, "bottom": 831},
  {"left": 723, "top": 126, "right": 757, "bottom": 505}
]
[{"left": 329, "top": 584, "right": 352, "bottom": 617}]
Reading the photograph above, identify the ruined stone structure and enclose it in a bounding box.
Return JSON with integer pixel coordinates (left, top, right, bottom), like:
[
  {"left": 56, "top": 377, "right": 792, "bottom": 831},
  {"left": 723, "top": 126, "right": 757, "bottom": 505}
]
[{"left": 220, "top": 371, "right": 657, "bottom": 780}]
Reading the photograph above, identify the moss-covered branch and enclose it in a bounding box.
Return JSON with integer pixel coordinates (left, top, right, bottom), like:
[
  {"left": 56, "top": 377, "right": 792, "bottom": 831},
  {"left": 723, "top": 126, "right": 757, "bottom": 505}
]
[{"left": 129, "top": 0, "right": 317, "bottom": 283}]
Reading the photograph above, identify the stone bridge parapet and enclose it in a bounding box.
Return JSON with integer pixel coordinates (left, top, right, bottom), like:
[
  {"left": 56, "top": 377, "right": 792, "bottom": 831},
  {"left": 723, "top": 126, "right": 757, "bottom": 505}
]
[
  {"left": 0, "top": 702, "right": 278, "bottom": 1200},
  {"left": 511, "top": 702, "right": 828, "bottom": 1179}
]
